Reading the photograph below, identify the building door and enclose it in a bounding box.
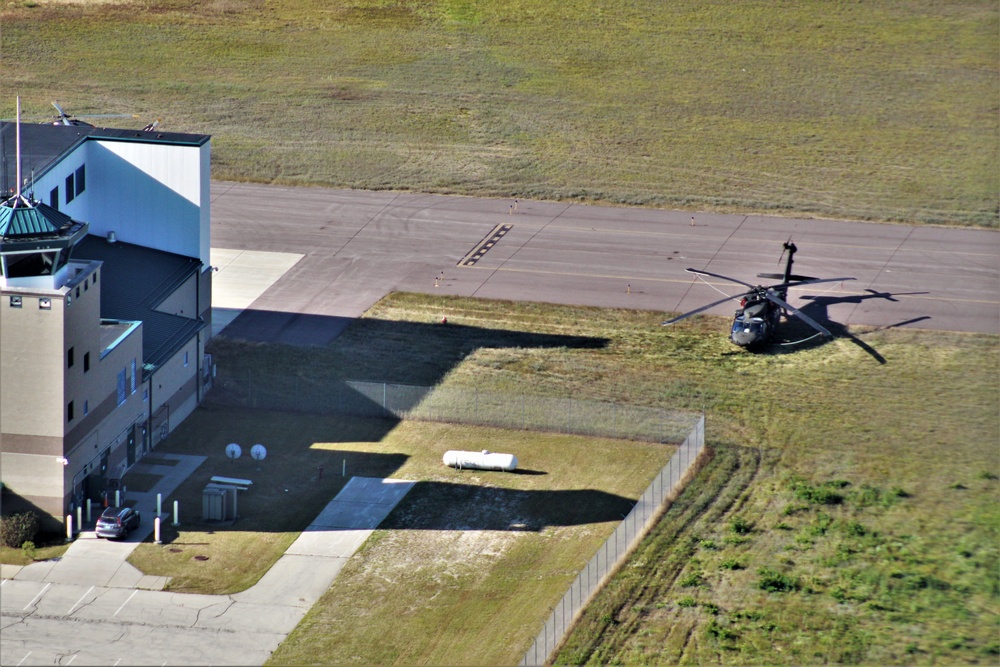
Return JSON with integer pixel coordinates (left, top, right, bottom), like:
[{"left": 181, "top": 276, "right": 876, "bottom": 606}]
[{"left": 127, "top": 427, "right": 137, "bottom": 467}]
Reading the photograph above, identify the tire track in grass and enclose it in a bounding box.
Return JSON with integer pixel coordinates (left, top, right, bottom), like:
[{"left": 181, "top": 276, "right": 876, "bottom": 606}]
[{"left": 555, "top": 444, "right": 761, "bottom": 664}]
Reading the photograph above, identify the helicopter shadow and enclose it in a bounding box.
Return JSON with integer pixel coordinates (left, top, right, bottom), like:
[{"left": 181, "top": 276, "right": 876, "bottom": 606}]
[{"left": 782, "top": 289, "right": 931, "bottom": 364}]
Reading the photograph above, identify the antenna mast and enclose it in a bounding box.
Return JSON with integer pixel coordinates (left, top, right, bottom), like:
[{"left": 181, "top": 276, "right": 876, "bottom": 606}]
[{"left": 15, "top": 95, "right": 22, "bottom": 202}]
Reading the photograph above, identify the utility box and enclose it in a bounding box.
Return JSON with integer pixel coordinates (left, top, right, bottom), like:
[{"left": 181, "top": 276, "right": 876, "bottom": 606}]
[{"left": 202, "top": 484, "right": 238, "bottom": 521}]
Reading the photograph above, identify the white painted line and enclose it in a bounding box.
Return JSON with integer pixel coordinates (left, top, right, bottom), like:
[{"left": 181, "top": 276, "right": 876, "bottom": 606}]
[
  {"left": 68, "top": 586, "right": 95, "bottom": 615},
  {"left": 113, "top": 659, "right": 121, "bottom": 666},
  {"left": 113, "top": 590, "right": 138, "bottom": 617},
  {"left": 66, "top": 654, "right": 77, "bottom": 665},
  {"left": 23, "top": 583, "right": 50, "bottom": 610},
  {"left": 16, "top": 651, "right": 31, "bottom": 666}
]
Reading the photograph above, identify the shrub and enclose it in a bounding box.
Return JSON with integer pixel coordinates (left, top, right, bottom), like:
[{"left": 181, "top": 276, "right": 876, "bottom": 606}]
[
  {"left": 676, "top": 596, "right": 697, "bottom": 608},
  {"left": 720, "top": 557, "right": 746, "bottom": 571},
  {"left": 0, "top": 512, "right": 40, "bottom": 548},
  {"left": 729, "top": 516, "right": 752, "bottom": 535},
  {"left": 699, "top": 539, "right": 719, "bottom": 550},
  {"left": 757, "top": 567, "right": 800, "bottom": 593},
  {"left": 21, "top": 540, "right": 37, "bottom": 561},
  {"left": 679, "top": 571, "right": 705, "bottom": 588}
]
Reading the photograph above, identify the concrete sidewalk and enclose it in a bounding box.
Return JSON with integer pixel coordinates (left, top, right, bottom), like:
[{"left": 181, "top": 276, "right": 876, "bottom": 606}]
[
  {"left": 1, "top": 476, "right": 415, "bottom": 666},
  {"left": 3, "top": 453, "right": 206, "bottom": 589}
]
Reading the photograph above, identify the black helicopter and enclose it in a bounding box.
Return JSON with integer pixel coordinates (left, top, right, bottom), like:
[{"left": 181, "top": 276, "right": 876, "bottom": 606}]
[{"left": 663, "top": 241, "right": 855, "bottom": 348}]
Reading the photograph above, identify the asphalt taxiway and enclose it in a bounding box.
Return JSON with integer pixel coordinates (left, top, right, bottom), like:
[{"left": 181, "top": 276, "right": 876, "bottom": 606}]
[{"left": 209, "top": 182, "right": 998, "bottom": 345}]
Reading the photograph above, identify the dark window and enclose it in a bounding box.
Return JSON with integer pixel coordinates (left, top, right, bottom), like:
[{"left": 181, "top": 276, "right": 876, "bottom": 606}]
[
  {"left": 49, "top": 187, "right": 59, "bottom": 209},
  {"left": 65, "top": 174, "right": 75, "bottom": 204},
  {"left": 75, "top": 165, "right": 86, "bottom": 196},
  {"left": 84, "top": 400, "right": 89, "bottom": 416},
  {"left": 9, "top": 296, "right": 21, "bottom": 308},
  {"left": 117, "top": 369, "right": 127, "bottom": 406},
  {"left": 68, "top": 347, "right": 75, "bottom": 368},
  {"left": 76, "top": 286, "right": 80, "bottom": 298},
  {"left": 93, "top": 272, "right": 98, "bottom": 284},
  {"left": 68, "top": 401, "right": 75, "bottom": 422},
  {"left": 84, "top": 352, "right": 90, "bottom": 372}
]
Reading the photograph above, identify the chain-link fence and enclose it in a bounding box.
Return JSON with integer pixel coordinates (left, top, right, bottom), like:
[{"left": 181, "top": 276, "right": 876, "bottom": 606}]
[
  {"left": 210, "top": 375, "right": 699, "bottom": 444},
  {"left": 520, "top": 415, "right": 706, "bottom": 667}
]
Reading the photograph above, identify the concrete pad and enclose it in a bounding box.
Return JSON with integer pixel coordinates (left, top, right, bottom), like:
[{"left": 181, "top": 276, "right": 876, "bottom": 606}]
[
  {"left": 288, "top": 528, "right": 372, "bottom": 557},
  {"left": 335, "top": 476, "right": 415, "bottom": 506},
  {"left": 0, "top": 564, "right": 23, "bottom": 579},
  {"left": 210, "top": 247, "right": 304, "bottom": 336},
  {"left": 230, "top": 554, "right": 347, "bottom": 609}
]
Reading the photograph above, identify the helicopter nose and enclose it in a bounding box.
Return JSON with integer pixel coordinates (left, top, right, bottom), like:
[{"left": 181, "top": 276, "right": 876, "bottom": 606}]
[{"left": 730, "top": 330, "right": 756, "bottom": 347}]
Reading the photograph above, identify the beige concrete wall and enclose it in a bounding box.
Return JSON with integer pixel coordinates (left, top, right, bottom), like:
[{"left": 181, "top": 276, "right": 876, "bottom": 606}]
[
  {"left": 155, "top": 272, "right": 199, "bottom": 318},
  {"left": 0, "top": 290, "right": 66, "bottom": 438},
  {"left": 150, "top": 339, "right": 201, "bottom": 432}
]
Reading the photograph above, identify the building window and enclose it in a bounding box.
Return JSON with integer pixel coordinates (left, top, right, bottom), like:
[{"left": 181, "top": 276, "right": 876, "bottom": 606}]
[
  {"left": 9, "top": 295, "right": 21, "bottom": 308},
  {"left": 184, "top": 351, "right": 189, "bottom": 367},
  {"left": 39, "top": 298, "right": 51, "bottom": 310},
  {"left": 49, "top": 187, "right": 59, "bottom": 209},
  {"left": 65, "top": 174, "right": 75, "bottom": 204},
  {"left": 84, "top": 400, "right": 89, "bottom": 416},
  {"left": 75, "top": 165, "right": 86, "bottom": 196},
  {"left": 68, "top": 347, "right": 75, "bottom": 368},
  {"left": 68, "top": 401, "right": 74, "bottom": 422},
  {"left": 130, "top": 359, "right": 137, "bottom": 394},
  {"left": 117, "top": 369, "right": 127, "bottom": 406},
  {"left": 84, "top": 352, "right": 90, "bottom": 372},
  {"left": 93, "top": 271, "right": 98, "bottom": 284},
  {"left": 76, "top": 286, "right": 80, "bottom": 298}
]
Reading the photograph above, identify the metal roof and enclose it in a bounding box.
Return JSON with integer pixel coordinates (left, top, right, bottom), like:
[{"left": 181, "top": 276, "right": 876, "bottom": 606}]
[
  {"left": 0, "top": 121, "right": 210, "bottom": 195},
  {"left": 0, "top": 198, "right": 76, "bottom": 237},
  {"left": 76, "top": 234, "right": 206, "bottom": 373}
]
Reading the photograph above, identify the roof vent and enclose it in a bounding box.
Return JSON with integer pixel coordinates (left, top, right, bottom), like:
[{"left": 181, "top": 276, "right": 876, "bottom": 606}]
[{"left": 107, "top": 230, "right": 116, "bottom": 243}]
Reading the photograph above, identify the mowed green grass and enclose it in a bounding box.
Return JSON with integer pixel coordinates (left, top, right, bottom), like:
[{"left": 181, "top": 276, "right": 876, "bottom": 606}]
[
  {"left": 2, "top": 0, "right": 997, "bottom": 226},
  {"left": 247, "top": 292, "right": 994, "bottom": 665},
  {"left": 126, "top": 414, "right": 673, "bottom": 665}
]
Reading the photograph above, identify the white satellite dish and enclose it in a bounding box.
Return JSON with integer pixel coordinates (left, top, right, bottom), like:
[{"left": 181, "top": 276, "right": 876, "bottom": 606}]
[
  {"left": 251, "top": 444, "right": 267, "bottom": 461},
  {"left": 225, "top": 443, "right": 242, "bottom": 461}
]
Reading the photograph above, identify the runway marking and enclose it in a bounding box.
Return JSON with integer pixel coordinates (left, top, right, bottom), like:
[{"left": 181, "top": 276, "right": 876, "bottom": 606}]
[
  {"left": 68, "top": 586, "right": 95, "bottom": 616},
  {"left": 16, "top": 651, "right": 31, "bottom": 666},
  {"left": 114, "top": 590, "right": 137, "bottom": 617},
  {"left": 459, "top": 224, "right": 512, "bottom": 267},
  {"left": 23, "top": 583, "right": 50, "bottom": 611}
]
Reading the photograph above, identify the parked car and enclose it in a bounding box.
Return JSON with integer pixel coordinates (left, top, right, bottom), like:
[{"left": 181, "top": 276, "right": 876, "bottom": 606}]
[{"left": 95, "top": 506, "right": 141, "bottom": 540}]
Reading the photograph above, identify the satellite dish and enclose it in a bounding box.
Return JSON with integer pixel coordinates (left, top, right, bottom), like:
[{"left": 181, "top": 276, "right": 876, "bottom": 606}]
[
  {"left": 225, "top": 443, "right": 242, "bottom": 460},
  {"left": 251, "top": 444, "right": 267, "bottom": 461}
]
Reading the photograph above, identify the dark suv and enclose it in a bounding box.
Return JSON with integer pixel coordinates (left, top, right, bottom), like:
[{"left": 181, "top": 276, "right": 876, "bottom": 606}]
[{"left": 95, "top": 506, "right": 141, "bottom": 540}]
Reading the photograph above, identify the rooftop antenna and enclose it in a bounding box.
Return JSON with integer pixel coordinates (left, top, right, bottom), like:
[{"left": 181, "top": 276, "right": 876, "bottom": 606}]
[{"left": 15, "top": 95, "right": 22, "bottom": 204}]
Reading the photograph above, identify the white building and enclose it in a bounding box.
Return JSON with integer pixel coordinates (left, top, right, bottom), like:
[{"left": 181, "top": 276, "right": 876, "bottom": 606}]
[{"left": 0, "top": 121, "right": 212, "bottom": 530}]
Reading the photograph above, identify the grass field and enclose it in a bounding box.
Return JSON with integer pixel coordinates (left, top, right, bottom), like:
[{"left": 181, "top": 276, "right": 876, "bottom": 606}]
[
  {"left": 196, "top": 292, "right": 997, "bottom": 665},
  {"left": 124, "top": 410, "right": 675, "bottom": 665},
  {"left": 1, "top": 0, "right": 997, "bottom": 226}
]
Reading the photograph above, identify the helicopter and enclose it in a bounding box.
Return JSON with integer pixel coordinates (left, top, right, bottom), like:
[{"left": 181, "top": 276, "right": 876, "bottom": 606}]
[
  {"left": 46, "top": 101, "right": 140, "bottom": 127},
  {"left": 663, "top": 241, "right": 856, "bottom": 349}
]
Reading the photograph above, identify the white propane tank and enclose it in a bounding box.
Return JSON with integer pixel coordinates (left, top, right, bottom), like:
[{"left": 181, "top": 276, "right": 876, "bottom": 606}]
[{"left": 443, "top": 449, "right": 518, "bottom": 472}]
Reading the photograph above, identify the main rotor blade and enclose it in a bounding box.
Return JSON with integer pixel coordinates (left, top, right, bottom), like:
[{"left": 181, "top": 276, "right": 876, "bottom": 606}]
[
  {"left": 765, "top": 276, "right": 856, "bottom": 292},
  {"left": 684, "top": 268, "right": 756, "bottom": 290},
  {"left": 765, "top": 292, "right": 832, "bottom": 338},
  {"left": 662, "top": 291, "right": 753, "bottom": 326}
]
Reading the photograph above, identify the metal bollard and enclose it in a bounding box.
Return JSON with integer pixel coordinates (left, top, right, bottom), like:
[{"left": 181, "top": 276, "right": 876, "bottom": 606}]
[
  {"left": 172, "top": 500, "right": 180, "bottom": 526},
  {"left": 157, "top": 493, "right": 162, "bottom": 517},
  {"left": 65, "top": 514, "right": 73, "bottom": 542},
  {"left": 86, "top": 498, "right": 92, "bottom": 522},
  {"left": 154, "top": 517, "right": 162, "bottom": 544},
  {"left": 76, "top": 506, "right": 82, "bottom": 534}
]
